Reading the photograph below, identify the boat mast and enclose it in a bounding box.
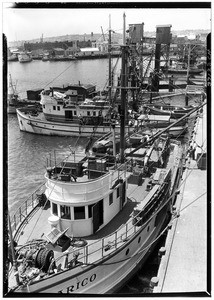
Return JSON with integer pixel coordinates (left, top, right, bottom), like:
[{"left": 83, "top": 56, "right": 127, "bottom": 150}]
[
  {"left": 108, "top": 14, "right": 112, "bottom": 104},
  {"left": 185, "top": 44, "right": 191, "bottom": 106},
  {"left": 120, "top": 12, "right": 127, "bottom": 164}
]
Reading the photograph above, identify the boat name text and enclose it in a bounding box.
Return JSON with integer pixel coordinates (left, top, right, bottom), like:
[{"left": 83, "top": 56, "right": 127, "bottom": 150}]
[{"left": 58, "top": 273, "right": 97, "bottom": 293}]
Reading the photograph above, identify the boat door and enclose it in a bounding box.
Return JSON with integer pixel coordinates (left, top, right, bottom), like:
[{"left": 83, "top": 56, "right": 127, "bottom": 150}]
[
  {"left": 65, "top": 110, "right": 73, "bottom": 120},
  {"left": 92, "top": 199, "right": 103, "bottom": 233}
]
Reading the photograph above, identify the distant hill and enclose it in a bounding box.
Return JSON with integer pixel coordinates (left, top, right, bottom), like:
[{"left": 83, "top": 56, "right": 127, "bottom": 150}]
[{"left": 8, "top": 29, "right": 210, "bottom": 48}]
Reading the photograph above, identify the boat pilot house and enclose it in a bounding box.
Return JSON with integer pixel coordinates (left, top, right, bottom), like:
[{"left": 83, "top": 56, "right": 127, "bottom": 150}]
[
  {"left": 40, "top": 83, "right": 111, "bottom": 125},
  {"left": 45, "top": 153, "right": 128, "bottom": 237}
]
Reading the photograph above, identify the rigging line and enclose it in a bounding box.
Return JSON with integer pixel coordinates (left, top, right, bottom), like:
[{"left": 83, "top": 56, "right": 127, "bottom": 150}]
[
  {"left": 179, "top": 191, "right": 207, "bottom": 215},
  {"left": 43, "top": 63, "right": 76, "bottom": 90}
]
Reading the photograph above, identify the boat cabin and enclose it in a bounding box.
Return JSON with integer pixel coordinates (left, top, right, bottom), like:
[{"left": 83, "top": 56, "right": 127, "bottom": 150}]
[
  {"left": 52, "top": 83, "right": 97, "bottom": 101},
  {"left": 40, "top": 89, "right": 111, "bottom": 124},
  {"left": 44, "top": 155, "right": 129, "bottom": 237}
]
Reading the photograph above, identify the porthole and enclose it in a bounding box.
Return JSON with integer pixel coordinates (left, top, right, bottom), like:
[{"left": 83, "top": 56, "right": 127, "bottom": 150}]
[
  {"left": 147, "top": 226, "right": 150, "bottom": 232},
  {"left": 138, "top": 236, "right": 141, "bottom": 243},
  {"left": 125, "top": 248, "right": 129, "bottom": 256}
]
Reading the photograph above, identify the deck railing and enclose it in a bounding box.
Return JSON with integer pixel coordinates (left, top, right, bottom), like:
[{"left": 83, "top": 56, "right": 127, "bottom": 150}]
[
  {"left": 10, "top": 182, "right": 46, "bottom": 238},
  {"left": 48, "top": 211, "right": 145, "bottom": 273}
]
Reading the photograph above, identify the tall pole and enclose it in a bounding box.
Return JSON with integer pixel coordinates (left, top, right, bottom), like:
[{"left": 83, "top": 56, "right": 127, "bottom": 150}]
[
  {"left": 120, "top": 13, "right": 127, "bottom": 164},
  {"left": 108, "top": 15, "right": 112, "bottom": 104},
  {"left": 185, "top": 44, "right": 191, "bottom": 106}
]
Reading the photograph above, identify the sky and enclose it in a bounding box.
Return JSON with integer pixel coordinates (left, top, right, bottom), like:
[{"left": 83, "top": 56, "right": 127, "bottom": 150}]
[{"left": 2, "top": 3, "right": 211, "bottom": 42}]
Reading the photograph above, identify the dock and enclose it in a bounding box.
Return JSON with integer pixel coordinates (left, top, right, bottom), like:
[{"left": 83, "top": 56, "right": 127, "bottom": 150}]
[{"left": 152, "top": 100, "right": 208, "bottom": 294}]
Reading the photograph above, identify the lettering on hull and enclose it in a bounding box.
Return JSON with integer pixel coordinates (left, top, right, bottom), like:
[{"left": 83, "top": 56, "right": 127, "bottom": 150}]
[{"left": 58, "top": 274, "right": 97, "bottom": 293}]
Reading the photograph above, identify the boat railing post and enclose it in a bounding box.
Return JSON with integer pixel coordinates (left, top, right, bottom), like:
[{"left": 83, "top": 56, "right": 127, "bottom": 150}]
[
  {"left": 32, "top": 194, "right": 34, "bottom": 208},
  {"left": 19, "top": 207, "right": 22, "bottom": 223},
  {"left": 115, "top": 231, "right": 117, "bottom": 248},
  {"left": 85, "top": 245, "right": 88, "bottom": 265},
  {"left": 134, "top": 221, "right": 136, "bottom": 233},
  {"left": 126, "top": 223, "right": 128, "bottom": 239},
  {"left": 13, "top": 215, "right": 16, "bottom": 231},
  {"left": 101, "top": 238, "right": 104, "bottom": 258},
  {"left": 26, "top": 200, "right": 28, "bottom": 216}
]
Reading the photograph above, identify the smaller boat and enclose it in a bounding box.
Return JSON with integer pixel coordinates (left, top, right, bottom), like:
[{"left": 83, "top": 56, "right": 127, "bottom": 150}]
[
  {"left": 92, "top": 123, "right": 187, "bottom": 157},
  {"left": 141, "top": 104, "right": 195, "bottom": 119},
  {"left": 8, "top": 53, "right": 18, "bottom": 61},
  {"left": 161, "top": 63, "right": 203, "bottom": 76},
  {"left": 7, "top": 75, "right": 43, "bottom": 114},
  {"left": 18, "top": 51, "right": 32, "bottom": 63},
  {"left": 42, "top": 53, "right": 49, "bottom": 61}
]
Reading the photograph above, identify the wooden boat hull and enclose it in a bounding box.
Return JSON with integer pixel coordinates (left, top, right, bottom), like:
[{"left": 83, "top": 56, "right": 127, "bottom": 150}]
[
  {"left": 16, "top": 109, "right": 132, "bottom": 137},
  {"left": 13, "top": 202, "right": 170, "bottom": 294}
]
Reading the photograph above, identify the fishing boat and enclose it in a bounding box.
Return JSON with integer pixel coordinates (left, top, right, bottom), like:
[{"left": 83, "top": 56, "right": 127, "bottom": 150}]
[
  {"left": 8, "top": 53, "right": 18, "bottom": 61},
  {"left": 92, "top": 122, "right": 187, "bottom": 157},
  {"left": 8, "top": 125, "right": 185, "bottom": 294},
  {"left": 161, "top": 59, "right": 204, "bottom": 76},
  {"left": 163, "top": 67, "right": 203, "bottom": 76},
  {"left": 18, "top": 51, "right": 32, "bottom": 63},
  {"left": 7, "top": 75, "right": 43, "bottom": 114},
  {"left": 141, "top": 103, "right": 195, "bottom": 119},
  {"left": 16, "top": 88, "right": 131, "bottom": 137}
]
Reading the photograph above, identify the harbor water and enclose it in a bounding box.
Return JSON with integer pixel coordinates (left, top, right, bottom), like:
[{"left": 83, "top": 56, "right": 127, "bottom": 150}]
[{"left": 7, "top": 58, "right": 196, "bottom": 294}]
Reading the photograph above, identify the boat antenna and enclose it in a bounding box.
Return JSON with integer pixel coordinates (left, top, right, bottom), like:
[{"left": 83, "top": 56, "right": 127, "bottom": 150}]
[{"left": 120, "top": 12, "right": 127, "bottom": 163}]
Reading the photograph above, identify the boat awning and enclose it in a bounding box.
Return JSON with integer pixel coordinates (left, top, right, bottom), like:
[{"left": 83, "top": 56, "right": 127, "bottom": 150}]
[{"left": 138, "top": 114, "right": 171, "bottom": 121}]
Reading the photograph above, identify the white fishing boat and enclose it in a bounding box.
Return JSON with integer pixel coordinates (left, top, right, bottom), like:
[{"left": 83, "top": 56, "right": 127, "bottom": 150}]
[
  {"left": 18, "top": 51, "right": 32, "bottom": 63},
  {"left": 16, "top": 89, "right": 132, "bottom": 137},
  {"left": 8, "top": 128, "right": 185, "bottom": 294}
]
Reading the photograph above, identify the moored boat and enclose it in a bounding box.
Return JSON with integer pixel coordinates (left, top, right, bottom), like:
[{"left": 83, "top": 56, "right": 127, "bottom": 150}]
[
  {"left": 141, "top": 104, "right": 196, "bottom": 119},
  {"left": 18, "top": 51, "right": 32, "bottom": 63},
  {"left": 7, "top": 75, "right": 43, "bottom": 114},
  {"left": 8, "top": 130, "right": 185, "bottom": 294},
  {"left": 16, "top": 86, "right": 133, "bottom": 137}
]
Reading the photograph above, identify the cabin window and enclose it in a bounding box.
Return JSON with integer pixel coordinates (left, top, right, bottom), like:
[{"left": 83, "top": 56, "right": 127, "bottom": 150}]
[
  {"left": 109, "top": 193, "right": 113, "bottom": 205},
  {"left": 88, "top": 204, "right": 95, "bottom": 218},
  {"left": 87, "top": 111, "right": 90, "bottom": 116},
  {"left": 53, "top": 106, "right": 56, "bottom": 110},
  {"left": 57, "top": 106, "right": 60, "bottom": 111},
  {"left": 117, "top": 187, "right": 120, "bottom": 198},
  {"left": 74, "top": 111, "right": 77, "bottom": 116},
  {"left": 52, "top": 203, "right": 58, "bottom": 216},
  {"left": 60, "top": 205, "right": 71, "bottom": 220},
  {"left": 74, "top": 206, "right": 85, "bottom": 220},
  {"left": 43, "top": 105, "right": 45, "bottom": 109},
  {"left": 98, "top": 111, "right": 102, "bottom": 116},
  {"left": 93, "top": 111, "right": 96, "bottom": 116}
]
